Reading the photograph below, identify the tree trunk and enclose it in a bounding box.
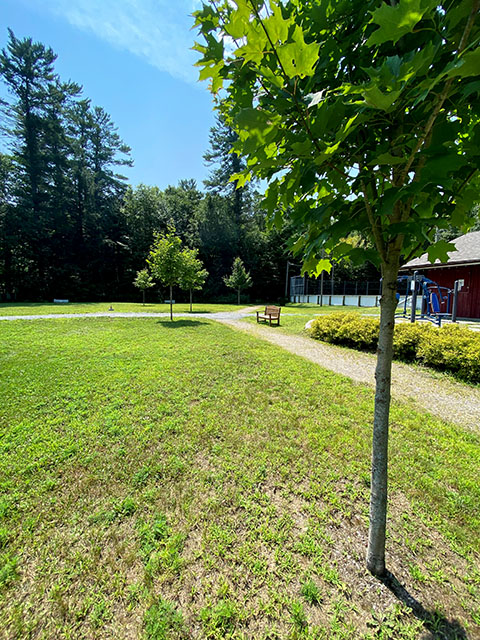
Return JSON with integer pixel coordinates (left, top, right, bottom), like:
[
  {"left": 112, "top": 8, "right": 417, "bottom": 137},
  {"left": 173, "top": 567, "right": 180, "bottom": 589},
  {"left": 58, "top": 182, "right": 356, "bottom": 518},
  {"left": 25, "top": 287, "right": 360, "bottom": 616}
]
[
  {"left": 190, "top": 288, "right": 193, "bottom": 313},
  {"left": 366, "top": 260, "right": 399, "bottom": 577},
  {"left": 170, "top": 284, "right": 173, "bottom": 321},
  {"left": 237, "top": 288, "right": 240, "bottom": 305},
  {"left": 142, "top": 289, "right": 145, "bottom": 306}
]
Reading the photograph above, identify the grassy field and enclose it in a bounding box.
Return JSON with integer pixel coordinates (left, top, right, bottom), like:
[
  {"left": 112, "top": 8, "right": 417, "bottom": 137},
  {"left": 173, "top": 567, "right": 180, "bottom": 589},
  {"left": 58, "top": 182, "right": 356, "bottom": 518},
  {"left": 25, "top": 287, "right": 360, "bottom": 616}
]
[
  {"left": 249, "top": 304, "right": 380, "bottom": 336},
  {"left": 0, "top": 302, "right": 242, "bottom": 316},
  {"left": 0, "top": 317, "right": 479, "bottom": 639}
]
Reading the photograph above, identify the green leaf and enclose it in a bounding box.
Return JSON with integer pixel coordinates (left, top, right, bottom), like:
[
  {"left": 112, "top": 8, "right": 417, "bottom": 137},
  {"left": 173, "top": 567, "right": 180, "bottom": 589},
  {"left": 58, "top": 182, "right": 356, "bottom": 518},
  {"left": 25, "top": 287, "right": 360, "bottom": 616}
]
[
  {"left": 367, "top": 0, "right": 438, "bottom": 46},
  {"left": 234, "top": 23, "right": 268, "bottom": 65},
  {"left": 234, "top": 108, "right": 279, "bottom": 145},
  {"left": 303, "top": 258, "right": 332, "bottom": 277},
  {"left": 224, "top": 2, "right": 251, "bottom": 39},
  {"left": 374, "top": 152, "right": 405, "bottom": 166},
  {"left": 276, "top": 26, "right": 319, "bottom": 78},
  {"left": 263, "top": 1, "right": 292, "bottom": 43},
  {"left": 229, "top": 171, "right": 252, "bottom": 188},
  {"left": 445, "top": 0, "right": 474, "bottom": 31},
  {"left": 362, "top": 85, "right": 402, "bottom": 111},
  {"left": 427, "top": 240, "right": 456, "bottom": 264},
  {"left": 445, "top": 49, "right": 480, "bottom": 80}
]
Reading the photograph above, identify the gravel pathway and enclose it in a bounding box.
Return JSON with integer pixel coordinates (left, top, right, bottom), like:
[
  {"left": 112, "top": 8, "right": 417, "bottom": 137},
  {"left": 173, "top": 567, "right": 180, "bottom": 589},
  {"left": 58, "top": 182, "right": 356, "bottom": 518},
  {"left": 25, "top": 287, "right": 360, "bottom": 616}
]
[
  {"left": 2, "top": 307, "right": 479, "bottom": 431},
  {"left": 217, "top": 317, "right": 480, "bottom": 431},
  {"left": 0, "top": 310, "right": 255, "bottom": 321}
]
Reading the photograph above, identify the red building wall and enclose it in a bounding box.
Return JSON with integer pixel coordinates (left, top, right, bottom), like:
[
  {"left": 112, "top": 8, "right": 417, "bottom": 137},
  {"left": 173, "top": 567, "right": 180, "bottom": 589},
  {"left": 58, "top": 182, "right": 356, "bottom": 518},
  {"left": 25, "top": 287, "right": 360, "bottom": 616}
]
[{"left": 422, "top": 265, "right": 480, "bottom": 319}]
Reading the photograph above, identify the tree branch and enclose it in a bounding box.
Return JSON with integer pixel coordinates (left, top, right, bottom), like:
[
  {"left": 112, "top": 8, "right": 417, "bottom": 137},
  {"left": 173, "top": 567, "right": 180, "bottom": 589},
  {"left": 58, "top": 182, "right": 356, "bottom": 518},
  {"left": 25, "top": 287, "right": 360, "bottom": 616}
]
[
  {"left": 361, "top": 180, "right": 387, "bottom": 263},
  {"left": 246, "top": 0, "right": 350, "bottom": 181},
  {"left": 400, "top": 1, "right": 479, "bottom": 184}
]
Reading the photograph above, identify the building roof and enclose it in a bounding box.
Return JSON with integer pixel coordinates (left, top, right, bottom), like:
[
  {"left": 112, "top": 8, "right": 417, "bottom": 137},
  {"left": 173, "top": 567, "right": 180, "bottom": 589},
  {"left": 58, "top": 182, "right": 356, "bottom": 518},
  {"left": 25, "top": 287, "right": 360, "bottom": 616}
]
[{"left": 401, "top": 231, "right": 480, "bottom": 270}]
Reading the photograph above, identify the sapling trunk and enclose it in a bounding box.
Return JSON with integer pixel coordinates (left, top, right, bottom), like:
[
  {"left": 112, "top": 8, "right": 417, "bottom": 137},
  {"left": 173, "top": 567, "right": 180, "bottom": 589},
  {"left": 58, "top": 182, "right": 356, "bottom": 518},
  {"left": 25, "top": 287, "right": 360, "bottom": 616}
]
[
  {"left": 142, "top": 289, "right": 145, "bottom": 306},
  {"left": 237, "top": 288, "right": 240, "bottom": 305},
  {"left": 366, "top": 261, "right": 399, "bottom": 576},
  {"left": 190, "top": 289, "right": 193, "bottom": 313},
  {"left": 169, "top": 284, "right": 173, "bottom": 321}
]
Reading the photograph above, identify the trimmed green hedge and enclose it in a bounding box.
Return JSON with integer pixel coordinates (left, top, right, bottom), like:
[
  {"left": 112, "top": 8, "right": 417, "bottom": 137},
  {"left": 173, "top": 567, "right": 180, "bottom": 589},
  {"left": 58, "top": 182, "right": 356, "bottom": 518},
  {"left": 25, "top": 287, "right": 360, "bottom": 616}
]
[{"left": 309, "top": 313, "right": 480, "bottom": 383}]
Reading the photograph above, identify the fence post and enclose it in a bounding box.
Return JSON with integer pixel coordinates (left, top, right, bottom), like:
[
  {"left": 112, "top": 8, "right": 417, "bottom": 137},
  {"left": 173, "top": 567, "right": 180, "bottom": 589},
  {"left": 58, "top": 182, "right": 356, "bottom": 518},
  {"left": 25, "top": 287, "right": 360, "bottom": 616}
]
[
  {"left": 410, "top": 271, "right": 418, "bottom": 323},
  {"left": 452, "top": 280, "right": 459, "bottom": 323}
]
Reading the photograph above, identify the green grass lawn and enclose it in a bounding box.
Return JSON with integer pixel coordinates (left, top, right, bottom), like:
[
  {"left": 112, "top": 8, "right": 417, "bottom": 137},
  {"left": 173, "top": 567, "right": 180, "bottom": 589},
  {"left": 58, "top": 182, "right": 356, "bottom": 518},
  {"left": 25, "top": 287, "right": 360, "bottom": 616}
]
[
  {"left": 0, "top": 302, "right": 243, "bottom": 316},
  {"left": 249, "top": 304, "right": 380, "bottom": 336},
  {"left": 0, "top": 318, "right": 479, "bottom": 639}
]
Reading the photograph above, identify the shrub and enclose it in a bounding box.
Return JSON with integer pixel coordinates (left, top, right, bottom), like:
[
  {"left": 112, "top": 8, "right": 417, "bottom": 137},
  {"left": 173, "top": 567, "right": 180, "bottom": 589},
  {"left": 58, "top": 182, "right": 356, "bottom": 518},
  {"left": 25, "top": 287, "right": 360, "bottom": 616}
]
[
  {"left": 393, "top": 323, "right": 432, "bottom": 362},
  {"left": 309, "top": 312, "right": 480, "bottom": 383},
  {"left": 416, "top": 324, "right": 480, "bottom": 382},
  {"left": 309, "top": 313, "right": 379, "bottom": 351}
]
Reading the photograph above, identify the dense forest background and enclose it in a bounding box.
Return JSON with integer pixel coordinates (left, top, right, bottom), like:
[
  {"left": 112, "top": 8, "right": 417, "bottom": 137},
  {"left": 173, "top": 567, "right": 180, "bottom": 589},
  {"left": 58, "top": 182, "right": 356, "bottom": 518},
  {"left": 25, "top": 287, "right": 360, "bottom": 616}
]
[{"left": 0, "top": 30, "right": 378, "bottom": 303}]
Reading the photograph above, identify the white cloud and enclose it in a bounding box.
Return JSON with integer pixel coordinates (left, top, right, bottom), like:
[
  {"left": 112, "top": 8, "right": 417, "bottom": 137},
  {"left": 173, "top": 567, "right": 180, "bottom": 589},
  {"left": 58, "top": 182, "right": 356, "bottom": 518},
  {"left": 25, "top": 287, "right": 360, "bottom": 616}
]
[{"left": 43, "top": 0, "right": 205, "bottom": 84}]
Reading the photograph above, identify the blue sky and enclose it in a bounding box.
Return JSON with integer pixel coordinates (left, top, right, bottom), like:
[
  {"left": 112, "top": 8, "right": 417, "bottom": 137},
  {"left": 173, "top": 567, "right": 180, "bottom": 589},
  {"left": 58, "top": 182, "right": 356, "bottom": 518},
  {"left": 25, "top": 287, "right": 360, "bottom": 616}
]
[{"left": 1, "top": 0, "right": 217, "bottom": 189}]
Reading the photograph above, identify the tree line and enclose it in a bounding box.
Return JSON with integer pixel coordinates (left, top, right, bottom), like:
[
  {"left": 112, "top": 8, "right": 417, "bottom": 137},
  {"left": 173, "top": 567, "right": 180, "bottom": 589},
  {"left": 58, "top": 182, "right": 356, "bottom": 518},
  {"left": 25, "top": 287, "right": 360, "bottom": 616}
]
[{"left": 0, "top": 29, "right": 298, "bottom": 303}]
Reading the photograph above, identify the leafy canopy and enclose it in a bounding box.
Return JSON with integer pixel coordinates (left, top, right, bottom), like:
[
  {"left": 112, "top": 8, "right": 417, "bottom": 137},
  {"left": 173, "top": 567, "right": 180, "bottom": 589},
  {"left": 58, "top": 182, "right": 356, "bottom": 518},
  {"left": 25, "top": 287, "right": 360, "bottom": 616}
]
[
  {"left": 193, "top": 0, "right": 480, "bottom": 275},
  {"left": 147, "top": 228, "right": 185, "bottom": 287},
  {"left": 133, "top": 269, "right": 155, "bottom": 291},
  {"left": 179, "top": 248, "right": 208, "bottom": 291}
]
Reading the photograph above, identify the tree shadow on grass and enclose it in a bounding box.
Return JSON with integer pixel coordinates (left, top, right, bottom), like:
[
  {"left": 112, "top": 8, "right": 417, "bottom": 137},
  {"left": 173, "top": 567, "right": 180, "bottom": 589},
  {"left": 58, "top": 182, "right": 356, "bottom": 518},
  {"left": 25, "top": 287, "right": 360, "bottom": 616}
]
[
  {"left": 381, "top": 571, "right": 468, "bottom": 639},
  {"left": 155, "top": 319, "right": 209, "bottom": 328}
]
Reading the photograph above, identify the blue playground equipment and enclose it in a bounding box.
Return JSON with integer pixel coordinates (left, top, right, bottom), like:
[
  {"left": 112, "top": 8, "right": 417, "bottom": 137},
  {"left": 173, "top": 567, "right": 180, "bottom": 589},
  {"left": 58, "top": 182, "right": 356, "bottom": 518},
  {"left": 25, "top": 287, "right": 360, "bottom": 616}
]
[{"left": 396, "top": 271, "right": 462, "bottom": 326}]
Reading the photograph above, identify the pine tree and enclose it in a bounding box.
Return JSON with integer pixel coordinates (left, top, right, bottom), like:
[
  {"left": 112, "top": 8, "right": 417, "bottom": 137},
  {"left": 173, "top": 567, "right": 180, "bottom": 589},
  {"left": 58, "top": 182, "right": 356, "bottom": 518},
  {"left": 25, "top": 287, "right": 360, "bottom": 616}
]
[
  {"left": 224, "top": 257, "right": 252, "bottom": 305},
  {"left": 203, "top": 114, "right": 252, "bottom": 249},
  {"left": 0, "top": 30, "right": 58, "bottom": 294},
  {"left": 0, "top": 30, "right": 133, "bottom": 299}
]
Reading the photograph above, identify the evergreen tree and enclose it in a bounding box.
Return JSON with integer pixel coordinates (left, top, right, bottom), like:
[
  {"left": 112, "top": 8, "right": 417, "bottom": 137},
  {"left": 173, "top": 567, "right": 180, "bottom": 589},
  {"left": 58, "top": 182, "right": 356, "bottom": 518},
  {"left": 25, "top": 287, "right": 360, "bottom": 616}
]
[
  {"left": 0, "top": 29, "right": 58, "bottom": 295},
  {"left": 160, "top": 179, "right": 202, "bottom": 248},
  {"left": 204, "top": 114, "right": 252, "bottom": 249},
  {"left": 197, "top": 193, "right": 237, "bottom": 297},
  {"left": 0, "top": 30, "right": 132, "bottom": 300},
  {"left": 122, "top": 184, "right": 168, "bottom": 277},
  {"left": 0, "top": 153, "right": 16, "bottom": 298},
  {"left": 224, "top": 257, "right": 252, "bottom": 305}
]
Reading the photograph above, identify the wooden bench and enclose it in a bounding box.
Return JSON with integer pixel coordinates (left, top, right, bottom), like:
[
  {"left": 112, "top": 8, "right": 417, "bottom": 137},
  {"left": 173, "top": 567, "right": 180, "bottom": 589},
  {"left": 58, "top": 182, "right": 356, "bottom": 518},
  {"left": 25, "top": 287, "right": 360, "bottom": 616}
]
[{"left": 256, "top": 305, "right": 281, "bottom": 326}]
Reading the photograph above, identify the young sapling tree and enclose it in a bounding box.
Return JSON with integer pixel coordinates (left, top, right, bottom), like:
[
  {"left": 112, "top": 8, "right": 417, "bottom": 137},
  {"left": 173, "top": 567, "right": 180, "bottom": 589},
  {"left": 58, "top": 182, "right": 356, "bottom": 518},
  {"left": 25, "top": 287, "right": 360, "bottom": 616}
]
[
  {"left": 179, "top": 247, "right": 208, "bottom": 312},
  {"left": 224, "top": 257, "right": 252, "bottom": 305},
  {"left": 194, "top": 0, "right": 480, "bottom": 577},
  {"left": 133, "top": 268, "right": 155, "bottom": 305},
  {"left": 147, "top": 229, "right": 184, "bottom": 321}
]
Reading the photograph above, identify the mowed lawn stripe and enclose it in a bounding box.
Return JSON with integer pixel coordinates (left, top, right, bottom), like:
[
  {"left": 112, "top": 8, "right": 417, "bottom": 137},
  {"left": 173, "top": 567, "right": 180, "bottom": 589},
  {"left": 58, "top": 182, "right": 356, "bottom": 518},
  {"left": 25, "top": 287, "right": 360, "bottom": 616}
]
[{"left": 0, "top": 318, "right": 479, "bottom": 638}]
